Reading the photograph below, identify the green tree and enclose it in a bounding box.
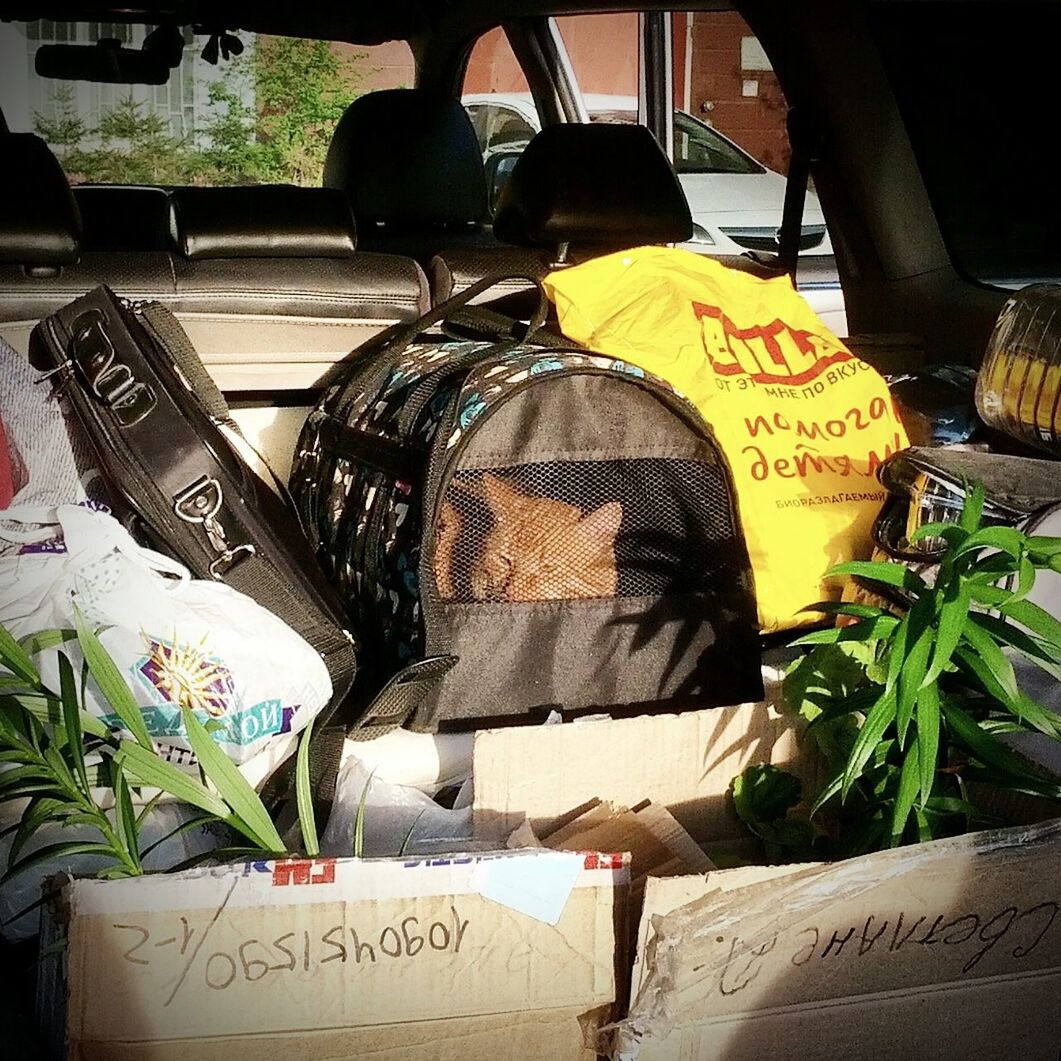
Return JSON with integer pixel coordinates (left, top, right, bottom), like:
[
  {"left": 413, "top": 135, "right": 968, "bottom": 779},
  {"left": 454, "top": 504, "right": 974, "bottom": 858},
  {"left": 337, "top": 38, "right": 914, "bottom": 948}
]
[
  {"left": 32, "top": 83, "right": 88, "bottom": 152},
  {"left": 92, "top": 93, "right": 192, "bottom": 183},
  {"left": 252, "top": 36, "right": 364, "bottom": 185}
]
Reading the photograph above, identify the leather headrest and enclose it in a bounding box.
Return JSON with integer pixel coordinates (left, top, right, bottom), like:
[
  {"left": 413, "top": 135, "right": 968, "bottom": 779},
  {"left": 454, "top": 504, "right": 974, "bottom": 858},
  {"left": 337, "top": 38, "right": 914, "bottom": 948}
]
[
  {"left": 493, "top": 124, "right": 692, "bottom": 248},
  {"left": 170, "top": 186, "right": 357, "bottom": 260},
  {"left": 323, "top": 89, "right": 487, "bottom": 227},
  {"left": 0, "top": 133, "right": 81, "bottom": 267},
  {"left": 74, "top": 185, "right": 172, "bottom": 251}
]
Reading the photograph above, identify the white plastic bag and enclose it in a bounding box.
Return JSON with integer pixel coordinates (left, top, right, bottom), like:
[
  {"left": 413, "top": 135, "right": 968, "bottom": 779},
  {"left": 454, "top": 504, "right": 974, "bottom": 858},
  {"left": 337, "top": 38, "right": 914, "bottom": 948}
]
[
  {"left": 321, "top": 756, "right": 476, "bottom": 859},
  {"left": 0, "top": 504, "right": 332, "bottom": 766}
]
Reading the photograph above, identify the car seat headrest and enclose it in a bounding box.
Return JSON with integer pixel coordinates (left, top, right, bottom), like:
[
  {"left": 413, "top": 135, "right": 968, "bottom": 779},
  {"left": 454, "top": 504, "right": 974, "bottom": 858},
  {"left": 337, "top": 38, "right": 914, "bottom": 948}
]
[
  {"left": 323, "top": 89, "right": 488, "bottom": 229},
  {"left": 0, "top": 133, "right": 82, "bottom": 269},
  {"left": 492, "top": 124, "right": 692, "bottom": 250},
  {"left": 169, "top": 186, "right": 358, "bottom": 260}
]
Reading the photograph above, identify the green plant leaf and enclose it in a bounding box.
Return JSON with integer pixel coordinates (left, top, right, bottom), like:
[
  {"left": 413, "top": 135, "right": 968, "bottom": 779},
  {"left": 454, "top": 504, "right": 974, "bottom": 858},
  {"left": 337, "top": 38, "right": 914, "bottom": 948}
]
[
  {"left": 57, "top": 653, "right": 90, "bottom": 795},
  {"left": 731, "top": 764, "right": 802, "bottom": 834},
  {"left": 895, "top": 599, "right": 934, "bottom": 747},
  {"left": 113, "top": 743, "right": 228, "bottom": 819},
  {"left": 7, "top": 797, "right": 69, "bottom": 868},
  {"left": 925, "top": 578, "right": 971, "bottom": 685},
  {"left": 997, "top": 597, "right": 1061, "bottom": 656},
  {"left": 295, "top": 717, "right": 319, "bottom": 858},
  {"left": 138, "top": 810, "right": 220, "bottom": 863},
  {"left": 2, "top": 840, "right": 120, "bottom": 884},
  {"left": 955, "top": 525, "right": 1025, "bottom": 561},
  {"left": 793, "top": 614, "right": 899, "bottom": 646},
  {"left": 842, "top": 692, "right": 897, "bottom": 800},
  {"left": 0, "top": 623, "right": 40, "bottom": 685},
  {"left": 166, "top": 846, "right": 266, "bottom": 872},
  {"left": 134, "top": 788, "right": 167, "bottom": 831},
  {"left": 954, "top": 624, "right": 1020, "bottom": 705},
  {"left": 801, "top": 601, "right": 893, "bottom": 620},
  {"left": 916, "top": 684, "right": 940, "bottom": 808},
  {"left": 941, "top": 698, "right": 1061, "bottom": 797},
  {"left": 826, "top": 560, "right": 929, "bottom": 594},
  {"left": 353, "top": 768, "right": 376, "bottom": 859},
  {"left": 908, "top": 521, "right": 968, "bottom": 548},
  {"left": 969, "top": 611, "right": 1061, "bottom": 677},
  {"left": 889, "top": 745, "right": 920, "bottom": 846},
  {"left": 73, "top": 607, "right": 153, "bottom": 750},
  {"left": 19, "top": 629, "right": 77, "bottom": 655},
  {"left": 959, "top": 480, "right": 985, "bottom": 532},
  {"left": 180, "top": 707, "right": 284, "bottom": 853},
  {"left": 112, "top": 760, "right": 141, "bottom": 871}
]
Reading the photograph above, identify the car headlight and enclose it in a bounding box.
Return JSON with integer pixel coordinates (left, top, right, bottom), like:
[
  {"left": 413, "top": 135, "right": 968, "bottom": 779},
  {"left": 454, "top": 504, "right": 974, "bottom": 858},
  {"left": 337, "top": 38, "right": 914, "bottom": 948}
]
[{"left": 687, "top": 223, "right": 716, "bottom": 246}]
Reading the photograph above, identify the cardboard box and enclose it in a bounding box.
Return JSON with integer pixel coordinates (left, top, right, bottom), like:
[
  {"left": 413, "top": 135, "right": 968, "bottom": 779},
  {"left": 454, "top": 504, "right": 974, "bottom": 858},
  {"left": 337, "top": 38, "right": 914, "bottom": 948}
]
[
  {"left": 472, "top": 697, "right": 821, "bottom": 846},
  {"left": 43, "top": 848, "right": 628, "bottom": 1060},
  {"left": 616, "top": 819, "right": 1061, "bottom": 1060},
  {"left": 470, "top": 699, "right": 1061, "bottom": 1060}
]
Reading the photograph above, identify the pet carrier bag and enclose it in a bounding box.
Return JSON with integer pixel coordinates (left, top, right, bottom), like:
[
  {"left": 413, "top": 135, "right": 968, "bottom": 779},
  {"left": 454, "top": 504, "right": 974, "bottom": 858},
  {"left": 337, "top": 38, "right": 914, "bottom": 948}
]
[{"left": 293, "top": 275, "right": 762, "bottom": 734}]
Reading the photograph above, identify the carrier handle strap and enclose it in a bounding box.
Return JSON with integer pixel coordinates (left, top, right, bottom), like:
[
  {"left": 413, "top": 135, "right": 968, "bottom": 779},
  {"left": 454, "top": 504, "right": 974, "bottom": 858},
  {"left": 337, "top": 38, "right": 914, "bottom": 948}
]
[{"left": 341, "top": 274, "right": 552, "bottom": 427}]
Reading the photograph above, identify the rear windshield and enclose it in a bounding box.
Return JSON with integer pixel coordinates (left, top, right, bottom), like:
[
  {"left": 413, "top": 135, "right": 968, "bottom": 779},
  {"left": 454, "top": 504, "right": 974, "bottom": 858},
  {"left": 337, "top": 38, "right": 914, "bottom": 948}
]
[
  {"left": 869, "top": 1, "right": 1061, "bottom": 285},
  {"left": 1, "top": 21, "right": 412, "bottom": 186}
]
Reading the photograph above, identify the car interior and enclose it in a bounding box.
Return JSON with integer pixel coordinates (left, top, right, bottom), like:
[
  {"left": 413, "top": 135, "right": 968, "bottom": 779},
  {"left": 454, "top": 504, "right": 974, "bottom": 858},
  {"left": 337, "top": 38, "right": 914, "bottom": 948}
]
[
  {"left": 2, "top": 1, "right": 1060, "bottom": 1054},
  {"left": 4, "top": 0, "right": 1035, "bottom": 489}
]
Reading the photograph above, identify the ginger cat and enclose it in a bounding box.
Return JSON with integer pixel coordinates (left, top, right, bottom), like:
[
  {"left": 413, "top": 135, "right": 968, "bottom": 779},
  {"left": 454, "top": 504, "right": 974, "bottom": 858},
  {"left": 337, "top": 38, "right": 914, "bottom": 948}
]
[{"left": 433, "top": 473, "right": 622, "bottom": 602}]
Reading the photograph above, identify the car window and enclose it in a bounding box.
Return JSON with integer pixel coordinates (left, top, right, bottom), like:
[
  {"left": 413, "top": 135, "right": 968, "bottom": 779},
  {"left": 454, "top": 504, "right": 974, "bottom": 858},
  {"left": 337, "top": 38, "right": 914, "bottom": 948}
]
[
  {"left": 465, "top": 102, "right": 536, "bottom": 157},
  {"left": 869, "top": 0, "right": 1061, "bottom": 287},
  {"left": 0, "top": 21, "right": 413, "bottom": 185}
]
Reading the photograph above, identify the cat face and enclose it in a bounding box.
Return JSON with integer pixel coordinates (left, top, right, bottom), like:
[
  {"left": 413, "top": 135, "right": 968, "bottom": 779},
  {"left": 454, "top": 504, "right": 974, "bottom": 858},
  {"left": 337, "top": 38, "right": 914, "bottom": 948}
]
[{"left": 467, "top": 474, "right": 622, "bottom": 602}]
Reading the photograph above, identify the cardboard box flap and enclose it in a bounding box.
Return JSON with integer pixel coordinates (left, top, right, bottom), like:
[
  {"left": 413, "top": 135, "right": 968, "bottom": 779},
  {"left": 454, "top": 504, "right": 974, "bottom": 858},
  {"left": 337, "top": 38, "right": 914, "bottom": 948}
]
[
  {"left": 61, "top": 850, "right": 627, "bottom": 1045},
  {"left": 473, "top": 694, "right": 819, "bottom": 844},
  {"left": 614, "top": 819, "right": 1061, "bottom": 1059}
]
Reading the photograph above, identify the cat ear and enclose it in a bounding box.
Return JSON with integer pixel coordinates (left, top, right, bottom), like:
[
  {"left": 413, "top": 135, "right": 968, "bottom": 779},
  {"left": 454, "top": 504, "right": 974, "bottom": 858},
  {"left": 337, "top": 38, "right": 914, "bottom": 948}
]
[
  {"left": 580, "top": 501, "right": 623, "bottom": 542},
  {"left": 481, "top": 472, "right": 521, "bottom": 510}
]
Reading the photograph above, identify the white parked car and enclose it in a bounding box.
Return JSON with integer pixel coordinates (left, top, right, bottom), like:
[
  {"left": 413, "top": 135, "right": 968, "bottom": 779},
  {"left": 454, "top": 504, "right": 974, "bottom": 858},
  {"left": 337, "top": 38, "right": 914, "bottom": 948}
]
[{"left": 463, "top": 92, "right": 847, "bottom": 334}]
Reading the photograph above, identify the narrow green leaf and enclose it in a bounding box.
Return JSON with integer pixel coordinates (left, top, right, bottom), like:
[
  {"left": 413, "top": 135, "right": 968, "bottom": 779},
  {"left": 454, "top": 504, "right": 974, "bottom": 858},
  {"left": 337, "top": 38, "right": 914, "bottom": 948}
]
[
  {"left": 801, "top": 601, "right": 892, "bottom": 620},
  {"left": 295, "top": 718, "right": 319, "bottom": 858},
  {"left": 353, "top": 768, "right": 376, "bottom": 859},
  {"left": 793, "top": 614, "right": 899, "bottom": 646},
  {"left": 166, "top": 846, "right": 265, "bottom": 873},
  {"left": 941, "top": 698, "right": 1061, "bottom": 796},
  {"left": 113, "top": 743, "right": 228, "bottom": 819},
  {"left": 999, "top": 597, "right": 1061, "bottom": 655},
  {"left": 1026, "top": 535, "right": 1061, "bottom": 558},
  {"left": 7, "top": 797, "right": 69, "bottom": 868},
  {"left": 955, "top": 624, "right": 1020, "bottom": 704},
  {"left": 916, "top": 684, "right": 940, "bottom": 808},
  {"left": 885, "top": 611, "right": 910, "bottom": 695},
  {"left": 19, "top": 629, "right": 77, "bottom": 655},
  {"left": 112, "top": 760, "right": 141, "bottom": 871},
  {"left": 73, "top": 606, "right": 153, "bottom": 750},
  {"left": 970, "top": 611, "right": 1061, "bottom": 679},
  {"left": 908, "top": 521, "right": 968, "bottom": 549},
  {"left": 889, "top": 745, "right": 920, "bottom": 845},
  {"left": 959, "top": 480, "right": 985, "bottom": 532},
  {"left": 398, "top": 810, "right": 428, "bottom": 858},
  {"left": 810, "top": 768, "right": 845, "bottom": 816},
  {"left": 925, "top": 578, "right": 971, "bottom": 684},
  {"left": 842, "top": 692, "right": 897, "bottom": 800},
  {"left": 181, "top": 707, "right": 284, "bottom": 853},
  {"left": 134, "top": 788, "right": 167, "bottom": 831},
  {"left": 896, "top": 600, "right": 933, "bottom": 747},
  {"left": 2, "top": 841, "right": 121, "bottom": 884},
  {"left": 138, "top": 810, "right": 220, "bottom": 863},
  {"left": 955, "top": 525, "right": 1025, "bottom": 561},
  {"left": 826, "top": 560, "right": 929, "bottom": 594},
  {"left": 0, "top": 623, "right": 40, "bottom": 685},
  {"left": 57, "top": 654, "right": 90, "bottom": 795}
]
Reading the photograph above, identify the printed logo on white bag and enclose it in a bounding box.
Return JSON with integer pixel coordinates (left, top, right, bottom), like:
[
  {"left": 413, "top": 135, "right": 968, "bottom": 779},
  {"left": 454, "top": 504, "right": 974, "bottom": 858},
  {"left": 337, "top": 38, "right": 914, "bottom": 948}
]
[{"left": 95, "top": 634, "right": 300, "bottom": 748}]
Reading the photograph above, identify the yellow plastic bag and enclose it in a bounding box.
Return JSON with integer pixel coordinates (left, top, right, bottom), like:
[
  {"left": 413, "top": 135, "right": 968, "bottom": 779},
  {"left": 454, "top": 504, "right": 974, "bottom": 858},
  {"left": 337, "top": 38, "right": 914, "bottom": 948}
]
[{"left": 543, "top": 246, "right": 908, "bottom": 632}]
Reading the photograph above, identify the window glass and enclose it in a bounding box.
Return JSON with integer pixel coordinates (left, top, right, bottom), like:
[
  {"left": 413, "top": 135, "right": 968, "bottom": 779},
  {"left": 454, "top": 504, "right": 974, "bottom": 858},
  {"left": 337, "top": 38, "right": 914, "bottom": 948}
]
[
  {"left": 0, "top": 22, "right": 413, "bottom": 185},
  {"left": 869, "top": 1, "right": 1061, "bottom": 286}
]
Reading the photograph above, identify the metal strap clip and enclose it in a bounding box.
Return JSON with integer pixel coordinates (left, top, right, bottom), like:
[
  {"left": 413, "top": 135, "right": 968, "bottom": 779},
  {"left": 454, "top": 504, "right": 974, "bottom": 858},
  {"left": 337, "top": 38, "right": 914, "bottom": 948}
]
[{"left": 173, "top": 476, "right": 256, "bottom": 579}]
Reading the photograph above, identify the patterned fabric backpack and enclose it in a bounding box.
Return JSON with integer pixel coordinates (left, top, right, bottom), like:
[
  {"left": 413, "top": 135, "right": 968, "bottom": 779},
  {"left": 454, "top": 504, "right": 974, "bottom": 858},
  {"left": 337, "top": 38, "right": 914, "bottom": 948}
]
[{"left": 293, "top": 276, "right": 762, "bottom": 734}]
